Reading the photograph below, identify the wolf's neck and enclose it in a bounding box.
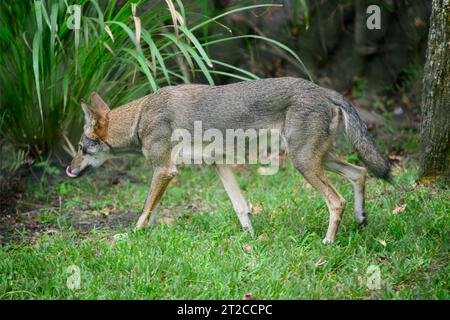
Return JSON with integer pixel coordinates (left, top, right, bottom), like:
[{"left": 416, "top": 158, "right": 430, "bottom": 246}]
[{"left": 104, "top": 100, "right": 144, "bottom": 151}]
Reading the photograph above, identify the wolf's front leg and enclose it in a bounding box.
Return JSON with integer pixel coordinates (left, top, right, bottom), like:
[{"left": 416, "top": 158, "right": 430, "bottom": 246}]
[
  {"left": 215, "top": 164, "right": 254, "bottom": 238},
  {"left": 135, "top": 165, "right": 178, "bottom": 229}
]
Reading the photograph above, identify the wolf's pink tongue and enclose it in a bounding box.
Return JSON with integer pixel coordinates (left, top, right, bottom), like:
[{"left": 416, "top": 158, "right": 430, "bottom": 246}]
[{"left": 66, "top": 166, "right": 78, "bottom": 178}]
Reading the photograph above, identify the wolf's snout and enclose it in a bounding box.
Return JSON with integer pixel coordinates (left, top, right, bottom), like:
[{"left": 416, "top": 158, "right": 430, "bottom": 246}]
[{"left": 66, "top": 166, "right": 79, "bottom": 179}]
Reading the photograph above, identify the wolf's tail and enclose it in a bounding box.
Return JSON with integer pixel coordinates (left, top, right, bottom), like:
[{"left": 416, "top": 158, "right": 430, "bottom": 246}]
[{"left": 332, "top": 97, "right": 391, "bottom": 180}]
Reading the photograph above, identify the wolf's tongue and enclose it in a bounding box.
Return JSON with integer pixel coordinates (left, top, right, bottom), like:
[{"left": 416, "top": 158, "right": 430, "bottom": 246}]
[{"left": 66, "top": 166, "right": 78, "bottom": 178}]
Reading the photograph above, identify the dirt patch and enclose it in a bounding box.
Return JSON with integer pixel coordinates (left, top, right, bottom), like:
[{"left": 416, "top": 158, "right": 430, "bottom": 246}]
[
  {"left": 0, "top": 204, "right": 140, "bottom": 244},
  {"left": 0, "top": 156, "right": 151, "bottom": 244},
  {"left": 0, "top": 174, "right": 26, "bottom": 216}
]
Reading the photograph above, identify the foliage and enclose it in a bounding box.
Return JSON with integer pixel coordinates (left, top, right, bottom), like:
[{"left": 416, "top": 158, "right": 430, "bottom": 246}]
[{"left": 0, "top": 0, "right": 303, "bottom": 158}]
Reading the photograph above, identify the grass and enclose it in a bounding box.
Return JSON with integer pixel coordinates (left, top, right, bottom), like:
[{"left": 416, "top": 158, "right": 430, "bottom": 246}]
[{"left": 0, "top": 156, "right": 448, "bottom": 300}]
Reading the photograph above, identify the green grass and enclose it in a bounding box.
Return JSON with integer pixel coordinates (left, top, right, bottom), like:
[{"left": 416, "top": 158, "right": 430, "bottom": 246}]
[{"left": 0, "top": 159, "right": 448, "bottom": 299}]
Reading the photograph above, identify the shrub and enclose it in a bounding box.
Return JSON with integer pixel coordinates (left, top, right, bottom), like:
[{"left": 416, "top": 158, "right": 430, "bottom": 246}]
[{"left": 0, "top": 0, "right": 303, "bottom": 158}]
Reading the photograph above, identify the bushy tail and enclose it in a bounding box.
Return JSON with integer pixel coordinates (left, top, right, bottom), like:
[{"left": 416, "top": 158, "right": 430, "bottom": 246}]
[{"left": 337, "top": 99, "right": 391, "bottom": 180}]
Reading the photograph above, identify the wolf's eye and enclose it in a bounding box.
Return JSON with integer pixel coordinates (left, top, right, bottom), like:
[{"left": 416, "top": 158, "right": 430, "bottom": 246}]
[{"left": 78, "top": 144, "right": 92, "bottom": 155}]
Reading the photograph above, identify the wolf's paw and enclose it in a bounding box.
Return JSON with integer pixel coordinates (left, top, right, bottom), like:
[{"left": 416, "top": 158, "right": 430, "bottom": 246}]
[
  {"left": 357, "top": 215, "right": 368, "bottom": 227},
  {"left": 322, "top": 238, "right": 334, "bottom": 245},
  {"left": 355, "top": 209, "right": 368, "bottom": 227},
  {"left": 133, "top": 226, "right": 145, "bottom": 233},
  {"left": 134, "top": 221, "right": 151, "bottom": 232},
  {"left": 242, "top": 225, "right": 255, "bottom": 239}
]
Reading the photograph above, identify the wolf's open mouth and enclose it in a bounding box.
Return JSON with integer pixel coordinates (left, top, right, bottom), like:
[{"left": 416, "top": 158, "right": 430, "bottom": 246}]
[
  {"left": 66, "top": 166, "right": 78, "bottom": 178},
  {"left": 66, "top": 166, "right": 90, "bottom": 179}
]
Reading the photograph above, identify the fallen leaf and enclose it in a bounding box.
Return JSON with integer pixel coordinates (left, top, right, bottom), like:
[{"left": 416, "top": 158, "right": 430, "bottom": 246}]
[
  {"left": 113, "top": 233, "right": 128, "bottom": 242},
  {"left": 243, "top": 243, "right": 252, "bottom": 253},
  {"left": 160, "top": 217, "right": 176, "bottom": 225},
  {"left": 377, "top": 239, "right": 387, "bottom": 248},
  {"left": 414, "top": 17, "right": 425, "bottom": 27},
  {"left": 44, "top": 228, "right": 59, "bottom": 235},
  {"left": 388, "top": 154, "right": 405, "bottom": 163},
  {"left": 393, "top": 204, "right": 406, "bottom": 215},
  {"left": 418, "top": 176, "right": 436, "bottom": 187},
  {"left": 253, "top": 203, "right": 263, "bottom": 214},
  {"left": 257, "top": 166, "right": 277, "bottom": 175},
  {"left": 100, "top": 207, "right": 111, "bottom": 216},
  {"left": 315, "top": 258, "right": 327, "bottom": 267},
  {"left": 257, "top": 233, "right": 267, "bottom": 241},
  {"left": 243, "top": 293, "right": 254, "bottom": 300}
]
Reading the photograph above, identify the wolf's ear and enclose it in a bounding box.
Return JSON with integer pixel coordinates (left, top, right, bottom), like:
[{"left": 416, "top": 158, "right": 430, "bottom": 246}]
[
  {"left": 80, "top": 96, "right": 109, "bottom": 138},
  {"left": 81, "top": 101, "right": 93, "bottom": 125},
  {"left": 91, "top": 92, "right": 110, "bottom": 115}
]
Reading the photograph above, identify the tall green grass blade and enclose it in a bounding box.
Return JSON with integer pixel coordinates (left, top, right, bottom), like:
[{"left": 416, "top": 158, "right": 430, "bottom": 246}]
[
  {"left": 183, "top": 45, "right": 214, "bottom": 85},
  {"left": 208, "top": 70, "right": 255, "bottom": 81},
  {"left": 164, "top": 0, "right": 180, "bottom": 39},
  {"left": 84, "top": 18, "right": 90, "bottom": 47},
  {"left": 179, "top": 26, "right": 213, "bottom": 68},
  {"left": 106, "top": 0, "right": 118, "bottom": 20},
  {"left": 34, "top": 1, "right": 43, "bottom": 33},
  {"left": 122, "top": 48, "right": 158, "bottom": 92},
  {"left": 107, "top": 21, "right": 136, "bottom": 45},
  {"left": 32, "top": 33, "right": 44, "bottom": 130},
  {"left": 39, "top": 0, "right": 52, "bottom": 30},
  {"left": 189, "top": 4, "right": 283, "bottom": 33},
  {"left": 299, "top": 0, "right": 310, "bottom": 30},
  {"left": 203, "top": 35, "right": 313, "bottom": 81},
  {"left": 63, "top": 73, "right": 69, "bottom": 114},
  {"left": 163, "top": 67, "right": 189, "bottom": 83},
  {"left": 160, "top": 33, "right": 194, "bottom": 71},
  {"left": 175, "top": 0, "right": 185, "bottom": 19},
  {"left": 141, "top": 30, "right": 171, "bottom": 84},
  {"left": 89, "top": 0, "right": 105, "bottom": 33},
  {"left": 49, "top": 3, "right": 58, "bottom": 59},
  {"left": 210, "top": 59, "right": 260, "bottom": 80}
]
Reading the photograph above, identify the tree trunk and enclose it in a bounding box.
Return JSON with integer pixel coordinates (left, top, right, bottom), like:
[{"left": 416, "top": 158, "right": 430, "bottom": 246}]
[{"left": 419, "top": 0, "right": 450, "bottom": 182}]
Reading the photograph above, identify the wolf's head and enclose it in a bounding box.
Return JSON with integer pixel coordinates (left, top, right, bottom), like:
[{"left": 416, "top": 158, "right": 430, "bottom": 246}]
[{"left": 66, "top": 93, "right": 113, "bottom": 178}]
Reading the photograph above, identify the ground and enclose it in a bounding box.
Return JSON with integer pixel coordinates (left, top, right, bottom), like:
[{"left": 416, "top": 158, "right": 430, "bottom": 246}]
[{"left": 0, "top": 150, "right": 448, "bottom": 299}]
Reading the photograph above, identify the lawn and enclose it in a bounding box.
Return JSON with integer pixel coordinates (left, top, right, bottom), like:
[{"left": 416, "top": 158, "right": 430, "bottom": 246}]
[{"left": 0, "top": 156, "right": 448, "bottom": 299}]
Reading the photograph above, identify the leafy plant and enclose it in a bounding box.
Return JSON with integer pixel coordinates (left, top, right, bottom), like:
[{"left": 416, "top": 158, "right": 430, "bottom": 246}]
[
  {"left": 0, "top": 0, "right": 306, "bottom": 158},
  {"left": 352, "top": 78, "right": 368, "bottom": 98},
  {"left": 0, "top": 148, "right": 31, "bottom": 173},
  {"left": 292, "top": 0, "right": 310, "bottom": 31}
]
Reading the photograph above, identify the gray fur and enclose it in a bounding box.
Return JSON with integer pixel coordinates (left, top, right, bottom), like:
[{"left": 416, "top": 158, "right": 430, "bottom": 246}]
[
  {"left": 137, "top": 77, "right": 390, "bottom": 178},
  {"left": 69, "top": 77, "right": 391, "bottom": 242}
]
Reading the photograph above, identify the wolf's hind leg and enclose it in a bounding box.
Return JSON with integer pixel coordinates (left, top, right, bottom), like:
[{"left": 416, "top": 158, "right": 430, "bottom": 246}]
[
  {"left": 292, "top": 157, "right": 346, "bottom": 243},
  {"left": 135, "top": 165, "right": 177, "bottom": 230},
  {"left": 215, "top": 164, "right": 254, "bottom": 238},
  {"left": 325, "top": 155, "right": 367, "bottom": 226}
]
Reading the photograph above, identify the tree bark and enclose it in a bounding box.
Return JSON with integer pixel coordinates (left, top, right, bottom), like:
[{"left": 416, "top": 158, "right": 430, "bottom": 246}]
[{"left": 419, "top": 0, "right": 450, "bottom": 182}]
